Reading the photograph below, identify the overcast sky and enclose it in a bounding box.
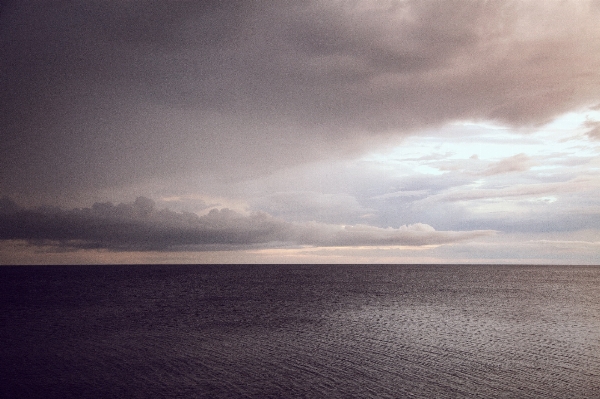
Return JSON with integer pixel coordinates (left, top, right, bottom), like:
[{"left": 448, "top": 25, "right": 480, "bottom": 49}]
[{"left": 1, "top": 0, "right": 600, "bottom": 264}]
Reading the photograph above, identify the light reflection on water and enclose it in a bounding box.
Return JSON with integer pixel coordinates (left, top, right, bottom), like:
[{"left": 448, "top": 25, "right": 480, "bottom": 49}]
[{"left": 1, "top": 264, "right": 599, "bottom": 398}]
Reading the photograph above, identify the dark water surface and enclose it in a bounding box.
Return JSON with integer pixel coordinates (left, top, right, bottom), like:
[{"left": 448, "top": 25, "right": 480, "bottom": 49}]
[{"left": 1, "top": 264, "right": 599, "bottom": 398}]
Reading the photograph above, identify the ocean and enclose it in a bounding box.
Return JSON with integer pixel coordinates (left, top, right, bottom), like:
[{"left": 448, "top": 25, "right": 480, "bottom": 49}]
[{"left": 1, "top": 264, "right": 599, "bottom": 398}]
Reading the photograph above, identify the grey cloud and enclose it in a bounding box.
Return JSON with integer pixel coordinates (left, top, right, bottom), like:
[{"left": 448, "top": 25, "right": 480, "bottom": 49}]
[
  {"left": 584, "top": 120, "right": 600, "bottom": 140},
  {"left": 402, "top": 152, "right": 456, "bottom": 162},
  {"left": 2, "top": 1, "right": 600, "bottom": 200},
  {"left": 0, "top": 197, "right": 288, "bottom": 250},
  {"left": 421, "top": 152, "right": 534, "bottom": 176},
  {"left": 482, "top": 153, "right": 533, "bottom": 176},
  {"left": 370, "top": 190, "right": 429, "bottom": 200},
  {"left": 257, "top": 1, "right": 600, "bottom": 129},
  {"left": 0, "top": 197, "right": 493, "bottom": 251},
  {"left": 250, "top": 191, "right": 373, "bottom": 224},
  {"left": 424, "top": 178, "right": 592, "bottom": 203},
  {"left": 451, "top": 210, "right": 600, "bottom": 235},
  {"left": 294, "top": 222, "right": 495, "bottom": 248}
]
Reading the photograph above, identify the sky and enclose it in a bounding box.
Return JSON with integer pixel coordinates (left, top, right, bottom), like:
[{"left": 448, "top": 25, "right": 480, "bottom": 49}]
[{"left": 1, "top": 0, "right": 600, "bottom": 264}]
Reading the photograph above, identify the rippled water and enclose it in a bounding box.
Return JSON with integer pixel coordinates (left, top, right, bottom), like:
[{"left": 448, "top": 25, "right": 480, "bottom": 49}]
[{"left": 1, "top": 264, "right": 599, "bottom": 398}]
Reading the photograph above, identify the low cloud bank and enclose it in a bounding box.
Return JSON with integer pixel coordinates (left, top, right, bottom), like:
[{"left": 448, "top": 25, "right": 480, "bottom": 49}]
[{"left": 0, "top": 197, "right": 494, "bottom": 251}]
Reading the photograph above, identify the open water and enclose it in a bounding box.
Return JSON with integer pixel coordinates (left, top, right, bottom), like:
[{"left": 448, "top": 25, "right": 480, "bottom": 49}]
[{"left": 1, "top": 264, "right": 599, "bottom": 398}]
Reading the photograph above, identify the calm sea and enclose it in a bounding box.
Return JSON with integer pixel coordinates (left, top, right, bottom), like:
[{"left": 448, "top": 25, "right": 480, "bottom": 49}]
[{"left": 1, "top": 264, "right": 599, "bottom": 398}]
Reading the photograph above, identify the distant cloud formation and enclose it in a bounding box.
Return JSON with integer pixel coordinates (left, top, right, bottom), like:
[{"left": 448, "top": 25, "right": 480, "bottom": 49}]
[{"left": 0, "top": 197, "right": 493, "bottom": 251}]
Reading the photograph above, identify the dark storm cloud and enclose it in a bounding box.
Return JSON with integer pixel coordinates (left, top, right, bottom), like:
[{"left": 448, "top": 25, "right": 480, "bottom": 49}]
[
  {"left": 0, "top": 197, "right": 493, "bottom": 251},
  {"left": 0, "top": 197, "right": 288, "bottom": 250},
  {"left": 2, "top": 1, "right": 600, "bottom": 200}
]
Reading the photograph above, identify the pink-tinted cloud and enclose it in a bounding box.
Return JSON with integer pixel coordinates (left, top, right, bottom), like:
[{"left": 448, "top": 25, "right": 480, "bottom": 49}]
[
  {"left": 584, "top": 120, "right": 600, "bottom": 140},
  {"left": 482, "top": 153, "right": 533, "bottom": 176}
]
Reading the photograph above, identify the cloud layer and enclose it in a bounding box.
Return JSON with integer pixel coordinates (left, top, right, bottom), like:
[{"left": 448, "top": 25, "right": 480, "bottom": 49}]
[
  {"left": 0, "top": 197, "right": 493, "bottom": 251},
  {"left": 2, "top": 1, "right": 600, "bottom": 200}
]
